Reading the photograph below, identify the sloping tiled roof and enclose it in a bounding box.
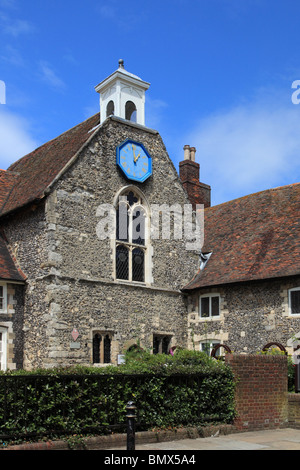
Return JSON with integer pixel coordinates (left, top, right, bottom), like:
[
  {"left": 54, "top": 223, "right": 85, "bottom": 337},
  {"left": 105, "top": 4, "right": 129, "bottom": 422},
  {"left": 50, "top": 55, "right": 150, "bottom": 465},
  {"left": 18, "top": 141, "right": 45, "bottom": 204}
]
[
  {"left": 0, "top": 232, "right": 26, "bottom": 281},
  {"left": 0, "top": 114, "right": 99, "bottom": 281},
  {"left": 0, "top": 170, "right": 19, "bottom": 211},
  {"left": 0, "top": 113, "right": 100, "bottom": 217},
  {"left": 183, "top": 183, "right": 300, "bottom": 290}
]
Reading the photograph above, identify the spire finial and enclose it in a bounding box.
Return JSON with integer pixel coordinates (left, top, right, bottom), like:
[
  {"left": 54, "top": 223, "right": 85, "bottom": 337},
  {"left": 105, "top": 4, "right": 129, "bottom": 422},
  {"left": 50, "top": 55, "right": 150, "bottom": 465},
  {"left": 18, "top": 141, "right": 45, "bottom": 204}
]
[{"left": 118, "top": 59, "right": 124, "bottom": 68}]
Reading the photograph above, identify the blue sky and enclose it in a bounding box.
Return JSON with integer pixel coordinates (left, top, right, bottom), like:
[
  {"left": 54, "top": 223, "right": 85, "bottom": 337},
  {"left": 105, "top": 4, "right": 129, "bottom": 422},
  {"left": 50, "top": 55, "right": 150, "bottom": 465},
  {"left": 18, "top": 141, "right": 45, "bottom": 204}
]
[{"left": 1, "top": 0, "right": 300, "bottom": 205}]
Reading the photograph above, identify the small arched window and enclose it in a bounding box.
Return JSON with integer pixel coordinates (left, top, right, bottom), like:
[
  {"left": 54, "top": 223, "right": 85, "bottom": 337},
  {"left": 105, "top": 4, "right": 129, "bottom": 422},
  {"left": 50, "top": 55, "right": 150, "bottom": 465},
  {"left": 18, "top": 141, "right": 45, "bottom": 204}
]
[
  {"left": 125, "top": 101, "right": 137, "bottom": 122},
  {"left": 153, "top": 335, "right": 172, "bottom": 355},
  {"left": 106, "top": 100, "right": 115, "bottom": 118},
  {"left": 115, "top": 188, "right": 149, "bottom": 283},
  {"left": 92, "top": 332, "right": 112, "bottom": 364}
]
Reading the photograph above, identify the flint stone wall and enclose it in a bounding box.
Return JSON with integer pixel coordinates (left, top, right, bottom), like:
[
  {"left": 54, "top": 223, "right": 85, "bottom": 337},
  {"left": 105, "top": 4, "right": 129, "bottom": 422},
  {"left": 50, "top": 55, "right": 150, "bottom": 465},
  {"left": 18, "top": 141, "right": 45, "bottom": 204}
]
[
  {"left": 188, "top": 276, "right": 300, "bottom": 354},
  {"left": 3, "top": 117, "right": 199, "bottom": 369}
]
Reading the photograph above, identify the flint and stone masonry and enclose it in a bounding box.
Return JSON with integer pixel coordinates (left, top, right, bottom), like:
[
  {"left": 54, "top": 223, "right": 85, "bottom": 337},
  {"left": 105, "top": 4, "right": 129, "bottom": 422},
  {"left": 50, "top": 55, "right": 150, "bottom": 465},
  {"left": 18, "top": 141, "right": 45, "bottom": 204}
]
[
  {"left": 3, "top": 117, "right": 199, "bottom": 369},
  {"left": 0, "top": 62, "right": 299, "bottom": 371},
  {"left": 187, "top": 276, "right": 300, "bottom": 355}
]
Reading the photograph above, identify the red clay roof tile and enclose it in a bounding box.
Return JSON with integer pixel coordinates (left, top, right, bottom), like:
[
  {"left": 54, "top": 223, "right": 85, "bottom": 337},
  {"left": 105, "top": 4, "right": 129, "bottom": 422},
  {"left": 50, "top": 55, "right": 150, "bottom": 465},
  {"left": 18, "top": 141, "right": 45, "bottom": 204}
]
[
  {"left": 0, "top": 232, "right": 26, "bottom": 281},
  {"left": 183, "top": 183, "right": 300, "bottom": 290},
  {"left": 0, "top": 113, "right": 100, "bottom": 216}
]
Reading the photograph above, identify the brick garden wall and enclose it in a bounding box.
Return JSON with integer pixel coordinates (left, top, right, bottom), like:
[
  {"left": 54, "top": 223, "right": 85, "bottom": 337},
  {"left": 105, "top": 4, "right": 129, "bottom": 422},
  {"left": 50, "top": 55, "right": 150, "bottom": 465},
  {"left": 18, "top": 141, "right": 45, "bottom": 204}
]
[
  {"left": 288, "top": 394, "right": 300, "bottom": 429},
  {"left": 226, "top": 354, "right": 288, "bottom": 431}
]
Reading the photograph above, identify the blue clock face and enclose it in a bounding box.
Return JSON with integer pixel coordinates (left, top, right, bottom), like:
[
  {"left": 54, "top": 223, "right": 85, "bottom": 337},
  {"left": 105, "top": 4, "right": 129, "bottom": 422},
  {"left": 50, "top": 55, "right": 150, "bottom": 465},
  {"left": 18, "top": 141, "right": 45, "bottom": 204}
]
[{"left": 116, "top": 139, "right": 152, "bottom": 183}]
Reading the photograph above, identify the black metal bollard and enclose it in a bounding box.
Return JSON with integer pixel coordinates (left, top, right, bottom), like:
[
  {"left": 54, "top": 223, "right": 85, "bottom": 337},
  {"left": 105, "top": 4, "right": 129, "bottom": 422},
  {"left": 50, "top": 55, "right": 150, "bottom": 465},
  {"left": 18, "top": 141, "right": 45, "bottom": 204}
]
[{"left": 126, "top": 401, "right": 136, "bottom": 451}]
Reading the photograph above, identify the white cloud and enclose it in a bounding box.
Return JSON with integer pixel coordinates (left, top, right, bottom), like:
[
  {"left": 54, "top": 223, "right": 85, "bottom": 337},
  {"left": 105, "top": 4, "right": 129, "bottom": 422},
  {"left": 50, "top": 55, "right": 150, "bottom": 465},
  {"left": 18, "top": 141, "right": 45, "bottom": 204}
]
[
  {"left": 0, "top": 11, "right": 34, "bottom": 37},
  {"left": 98, "top": 4, "right": 116, "bottom": 19},
  {"left": 145, "top": 96, "right": 168, "bottom": 129},
  {"left": 185, "top": 95, "right": 300, "bottom": 205},
  {"left": 0, "top": 109, "right": 38, "bottom": 169},
  {"left": 1, "top": 44, "right": 25, "bottom": 67},
  {"left": 39, "top": 61, "right": 65, "bottom": 90},
  {"left": 3, "top": 17, "right": 32, "bottom": 36},
  {"left": 0, "top": 0, "right": 17, "bottom": 8}
]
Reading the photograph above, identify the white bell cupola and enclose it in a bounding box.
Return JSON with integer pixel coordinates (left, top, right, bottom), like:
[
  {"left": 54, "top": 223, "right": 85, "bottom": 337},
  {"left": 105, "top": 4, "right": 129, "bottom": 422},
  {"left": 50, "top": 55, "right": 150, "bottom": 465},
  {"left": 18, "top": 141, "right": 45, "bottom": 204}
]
[{"left": 95, "top": 60, "right": 150, "bottom": 126}]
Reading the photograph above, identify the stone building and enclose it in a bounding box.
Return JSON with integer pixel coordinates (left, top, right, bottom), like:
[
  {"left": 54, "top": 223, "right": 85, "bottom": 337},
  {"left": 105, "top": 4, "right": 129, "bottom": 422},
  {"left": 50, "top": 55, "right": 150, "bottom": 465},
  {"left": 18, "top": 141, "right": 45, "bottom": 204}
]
[
  {"left": 183, "top": 183, "right": 300, "bottom": 356},
  {"left": 0, "top": 61, "right": 299, "bottom": 370},
  {"left": 0, "top": 61, "right": 208, "bottom": 370}
]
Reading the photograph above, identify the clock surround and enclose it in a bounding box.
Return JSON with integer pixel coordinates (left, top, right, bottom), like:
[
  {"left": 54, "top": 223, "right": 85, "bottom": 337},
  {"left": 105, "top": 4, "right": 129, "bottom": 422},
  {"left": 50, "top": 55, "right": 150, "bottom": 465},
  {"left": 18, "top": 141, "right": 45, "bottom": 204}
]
[{"left": 116, "top": 139, "right": 152, "bottom": 183}]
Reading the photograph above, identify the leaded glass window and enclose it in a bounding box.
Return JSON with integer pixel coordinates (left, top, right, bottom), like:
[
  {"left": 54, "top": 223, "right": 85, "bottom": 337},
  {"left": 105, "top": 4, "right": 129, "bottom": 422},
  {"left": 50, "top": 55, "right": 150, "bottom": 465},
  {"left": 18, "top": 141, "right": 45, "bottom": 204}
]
[
  {"left": 93, "top": 333, "right": 101, "bottom": 363},
  {"left": 116, "top": 245, "right": 129, "bottom": 280},
  {"left": 103, "top": 334, "right": 111, "bottom": 363},
  {"left": 115, "top": 189, "right": 148, "bottom": 283},
  {"left": 132, "top": 248, "right": 144, "bottom": 282}
]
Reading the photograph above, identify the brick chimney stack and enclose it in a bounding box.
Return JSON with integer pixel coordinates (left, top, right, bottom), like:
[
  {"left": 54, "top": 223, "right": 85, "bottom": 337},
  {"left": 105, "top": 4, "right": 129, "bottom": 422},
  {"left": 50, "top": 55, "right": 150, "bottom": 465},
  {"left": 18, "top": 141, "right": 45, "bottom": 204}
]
[{"left": 179, "top": 145, "right": 211, "bottom": 209}]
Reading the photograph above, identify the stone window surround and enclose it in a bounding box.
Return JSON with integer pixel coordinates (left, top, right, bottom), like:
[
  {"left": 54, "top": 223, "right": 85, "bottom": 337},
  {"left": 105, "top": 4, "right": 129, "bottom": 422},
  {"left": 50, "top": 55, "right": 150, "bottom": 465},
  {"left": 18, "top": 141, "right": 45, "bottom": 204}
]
[
  {"left": 199, "top": 292, "right": 221, "bottom": 320},
  {"left": 188, "top": 289, "right": 227, "bottom": 351},
  {"left": 0, "top": 326, "right": 7, "bottom": 371},
  {"left": 0, "top": 322, "right": 16, "bottom": 371},
  {"left": 0, "top": 282, "right": 7, "bottom": 313},
  {"left": 281, "top": 282, "right": 300, "bottom": 319},
  {"left": 0, "top": 282, "right": 19, "bottom": 315},
  {"left": 288, "top": 287, "right": 300, "bottom": 317},
  {"left": 89, "top": 329, "right": 119, "bottom": 367},
  {"left": 92, "top": 330, "right": 113, "bottom": 365},
  {"left": 191, "top": 330, "right": 229, "bottom": 352}
]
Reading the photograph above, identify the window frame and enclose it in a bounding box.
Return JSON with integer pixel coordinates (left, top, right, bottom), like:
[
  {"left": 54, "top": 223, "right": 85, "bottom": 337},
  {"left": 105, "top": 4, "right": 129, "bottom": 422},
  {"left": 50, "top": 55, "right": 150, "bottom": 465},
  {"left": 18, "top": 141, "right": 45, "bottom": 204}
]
[
  {"left": 92, "top": 331, "right": 113, "bottom": 365},
  {"left": 199, "top": 293, "right": 220, "bottom": 319},
  {"left": 153, "top": 334, "right": 172, "bottom": 355},
  {"left": 0, "top": 283, "right": 7, "bottom": 314},
  {"left": 289, "top": 287, "right": 300, "bottom": 316},
  {"left": 114, "top": 187, "right": 151, "bottom": 285}
]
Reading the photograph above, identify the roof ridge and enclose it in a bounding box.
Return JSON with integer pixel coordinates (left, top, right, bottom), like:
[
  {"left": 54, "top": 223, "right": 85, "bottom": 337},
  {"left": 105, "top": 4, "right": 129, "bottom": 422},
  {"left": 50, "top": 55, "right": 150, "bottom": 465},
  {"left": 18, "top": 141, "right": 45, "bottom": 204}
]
[
  {"left": 8, "top": 113, "right": 99, "bottom": 172},
  {"left": 208, "top": 182, "right": 300, "bottom": 211},
  {"left": 1, "top": 113, "right": 100, "bottom": 217}
]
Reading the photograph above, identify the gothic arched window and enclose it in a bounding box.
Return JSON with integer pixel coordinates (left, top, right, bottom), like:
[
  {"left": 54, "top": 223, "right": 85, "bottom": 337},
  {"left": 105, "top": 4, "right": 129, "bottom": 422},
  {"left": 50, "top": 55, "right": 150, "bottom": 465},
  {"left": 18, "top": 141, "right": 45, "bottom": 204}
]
[
  {"left": 115, "top": 188, "right": 149, "bottom": 283},
  {"left": 92, "top": 332, "right": 112, "bottom": 364}
]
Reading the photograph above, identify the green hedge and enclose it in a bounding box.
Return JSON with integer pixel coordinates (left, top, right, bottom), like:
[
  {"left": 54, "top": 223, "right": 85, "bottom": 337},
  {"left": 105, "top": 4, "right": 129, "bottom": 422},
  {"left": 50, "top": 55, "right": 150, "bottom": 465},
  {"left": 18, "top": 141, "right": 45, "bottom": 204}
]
[{"left": 0, "top": 350, "right": 236, "bottom": 440}]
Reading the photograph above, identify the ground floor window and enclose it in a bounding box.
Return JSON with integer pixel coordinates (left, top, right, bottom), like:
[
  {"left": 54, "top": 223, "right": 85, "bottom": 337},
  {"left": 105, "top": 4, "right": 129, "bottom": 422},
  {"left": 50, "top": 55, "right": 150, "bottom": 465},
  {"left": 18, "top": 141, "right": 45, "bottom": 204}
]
[
  {"left": 289, "top": 288, "right": 300, "bottom": 315},
  {"left": 0, "top": 283, "right": 7, "bottom": 313},
  {"left": 92, "top": 332, "right": 112, "bottom": 364},
  {"left": 153, "top": 335, "right": 172, "bottom": 354},
  {"left": 0, "top": 328, "right": 7, "bottom": 371}
]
